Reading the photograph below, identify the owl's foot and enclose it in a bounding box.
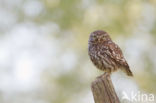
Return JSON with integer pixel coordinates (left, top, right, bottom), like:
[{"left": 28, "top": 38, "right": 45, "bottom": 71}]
[{"left": 96, "top": 72, "right": 110, "bottom": 79}]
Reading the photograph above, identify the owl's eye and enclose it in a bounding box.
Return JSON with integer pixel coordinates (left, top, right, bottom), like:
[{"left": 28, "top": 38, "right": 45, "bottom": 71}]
[
  {"left": 90, "top": 36, "right": 97, "bottom": 42},
  {"left": 102, "top": 36, "right": 106, "bottom": 40},
  {"left": 102, "top": 35, "right": 105, "bottom": 38},
  {"left": 93, "top": 35, "right": 96, "bottom": 38},
  {"left": 93, "top": 36, "right": 98, "bottom": 40}
]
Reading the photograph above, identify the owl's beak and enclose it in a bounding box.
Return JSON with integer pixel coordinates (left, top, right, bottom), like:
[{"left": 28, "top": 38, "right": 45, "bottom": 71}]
[{"left": 89, "top": 37, "right": 94, "bottom": 42}]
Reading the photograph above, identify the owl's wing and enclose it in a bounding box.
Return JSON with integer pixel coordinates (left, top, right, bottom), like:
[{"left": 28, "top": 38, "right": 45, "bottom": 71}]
[{"left": 103, "top": 42, "right": 129, "bottom": 68}]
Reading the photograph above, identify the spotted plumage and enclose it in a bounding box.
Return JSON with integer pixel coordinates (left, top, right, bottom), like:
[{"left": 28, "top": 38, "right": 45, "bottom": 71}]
[{"left": 88, "top": 30, "right": 133, "bottom": 76}]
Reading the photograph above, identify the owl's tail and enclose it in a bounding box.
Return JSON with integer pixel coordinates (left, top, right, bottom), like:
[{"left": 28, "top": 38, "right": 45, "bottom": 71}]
[
  {"left": 122, "top": 66, "right": 133, "bottom": 76},
  {"left": 125, "top": 68, "right": 133, "bottom": 76}
]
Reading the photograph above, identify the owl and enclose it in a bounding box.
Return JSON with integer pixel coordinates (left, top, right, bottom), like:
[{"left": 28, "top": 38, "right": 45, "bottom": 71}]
[{"left": 88, "top": 30, "right": 133, "bottom": 76}]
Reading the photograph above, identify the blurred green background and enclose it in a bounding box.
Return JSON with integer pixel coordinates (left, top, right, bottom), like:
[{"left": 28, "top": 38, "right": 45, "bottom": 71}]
[{"left": 0, "top": 0, "right": 156, "bottom": 103}]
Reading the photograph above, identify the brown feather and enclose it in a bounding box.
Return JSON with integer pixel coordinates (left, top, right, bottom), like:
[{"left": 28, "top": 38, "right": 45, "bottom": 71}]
[{"left": 88, "top": 30, "right": 133, "bottom": 76}]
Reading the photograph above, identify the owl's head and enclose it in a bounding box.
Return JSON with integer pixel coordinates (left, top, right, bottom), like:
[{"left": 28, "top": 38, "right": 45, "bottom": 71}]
[{"left": 89, "top": 30, "right": 111, "bottom": 44}]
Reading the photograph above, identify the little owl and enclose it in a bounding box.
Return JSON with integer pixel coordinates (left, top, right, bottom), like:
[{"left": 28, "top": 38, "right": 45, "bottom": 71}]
[{"left": 88, "top": 30, "right": 133, "bottom": 76}]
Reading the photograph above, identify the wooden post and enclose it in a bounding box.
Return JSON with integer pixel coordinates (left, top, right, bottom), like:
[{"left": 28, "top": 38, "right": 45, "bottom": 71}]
[{"left": 91, "top": 73, "right": 120, "bottom": 103}]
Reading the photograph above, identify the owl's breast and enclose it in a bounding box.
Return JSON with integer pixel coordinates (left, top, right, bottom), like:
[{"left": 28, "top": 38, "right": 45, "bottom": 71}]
[
  {"left": 88, "top": 43, "right": 114, "bottom": 71},
  {"left": 89, "top": 45, "right": 105, "bottom": 69}
]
